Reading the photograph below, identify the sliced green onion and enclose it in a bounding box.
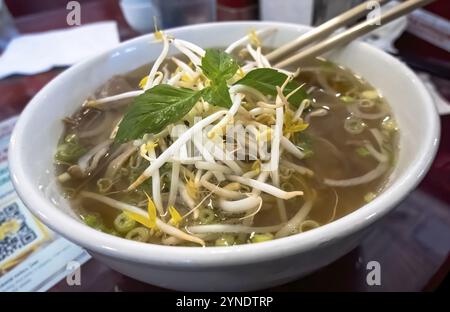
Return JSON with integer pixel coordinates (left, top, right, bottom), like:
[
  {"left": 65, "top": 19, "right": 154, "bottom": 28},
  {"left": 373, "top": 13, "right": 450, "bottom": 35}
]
[
  {"left": 235, "top": 233, "right": 249, "bottom": 245},
  {"left": 344, "top": 116, "right": 366, "bottom": 135},
  {"left": 198, "top": 208, "right": 216, "bottom": 224},
  {"left": 355, "top": 147, "right": 370, "bottom": 157},
  {"left": 340, "top": 95, "right": 355, "bottom": 103},
  {"left": 82, "top": 213, "right": 102, "bottom": 228},
  {"left": 381, "top": 117, "right": 398, "bottom": 132},
  {"left": 299, "top": 220, "right": 320, "bottom": 232},
  {"left": 104, "top": 228, "right": 121, "bottom": 237},
  {"left": 361, "top": 90, "right": 379, "bottom": 100},
  {"left": 64, "top": 133, "right": 79, "bottom": 144},
  {"left": 358, "top": 99, "right": 376, "bottom": 109},
  {"left": 114, "top": 212, "right": 136, "bottom": 234},
  {"left": 97, "top": 178, "right": 113, "bottom": 193},
  {"left": 83, "top": 218, "right": 118, "bottom": 237},
  {"left": 55, "top": 142, "right": 86, "bottom": 163},
  {"left": 125, "top": 227, "right": 150, "bottom": 242},
  {"left": 215, "top": 234, "right": 236, "bottom": 246},
  {"left": 364, "top": 192, "right": 377, "bottom": 203},
  {"left": 57, "top": 172, "right": 72, "bottom": 183},
  {"left": 251, "top": 233, "right": 274, "bottom": 243},
  {"left": 61, "top": 187, "right": 76, "bottom": 199}
]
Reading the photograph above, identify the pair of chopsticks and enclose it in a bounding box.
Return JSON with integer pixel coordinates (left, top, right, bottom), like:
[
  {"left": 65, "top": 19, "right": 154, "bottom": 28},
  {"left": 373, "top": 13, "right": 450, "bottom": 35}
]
[{"left": 268, "top": 0, "right": 435, "bottom": 68}]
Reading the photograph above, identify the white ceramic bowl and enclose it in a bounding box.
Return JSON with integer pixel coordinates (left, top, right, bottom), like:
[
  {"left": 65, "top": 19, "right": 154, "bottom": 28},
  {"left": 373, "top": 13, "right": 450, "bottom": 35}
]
[{"left": 9, "top": 21, "right": 440, "bottom": 291}]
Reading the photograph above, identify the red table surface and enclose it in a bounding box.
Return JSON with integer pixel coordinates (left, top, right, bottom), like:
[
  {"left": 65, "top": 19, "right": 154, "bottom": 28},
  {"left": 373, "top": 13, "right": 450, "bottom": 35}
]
[{"left": 1, "top": 0, "right": 448, "bottom": 292}]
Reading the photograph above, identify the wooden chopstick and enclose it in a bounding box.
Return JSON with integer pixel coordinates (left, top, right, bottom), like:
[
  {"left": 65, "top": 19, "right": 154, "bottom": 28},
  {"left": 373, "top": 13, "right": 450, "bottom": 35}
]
[
  {"left": 266, "top": 0, "right": 389, "bottom": 61},
  {"left": 274, "top": 0, "right": 435, "bottom": 69}
]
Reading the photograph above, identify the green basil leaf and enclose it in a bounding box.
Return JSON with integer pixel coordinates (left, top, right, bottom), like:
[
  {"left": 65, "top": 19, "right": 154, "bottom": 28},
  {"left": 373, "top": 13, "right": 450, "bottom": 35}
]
[
  {"left": 55, "top": 142, "right": 86, "bottom": 163},
  {"left": 115, "top": 84, "right": 202, "bottom": 143},
  {"left": 200, "top": 48, "right": 239, "bottom": 83},
  {"left": 202, "top": 81, "right": 233, "bottom": 108},
  {"left": 234, "top": 68, "right": 308, "bottom": 107}
]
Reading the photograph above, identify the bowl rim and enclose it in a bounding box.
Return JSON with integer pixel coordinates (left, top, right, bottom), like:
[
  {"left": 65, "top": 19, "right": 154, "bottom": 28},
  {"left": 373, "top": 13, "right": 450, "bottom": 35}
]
[{"left": 9, "top": 21, "right": 440, "bottom": 267}]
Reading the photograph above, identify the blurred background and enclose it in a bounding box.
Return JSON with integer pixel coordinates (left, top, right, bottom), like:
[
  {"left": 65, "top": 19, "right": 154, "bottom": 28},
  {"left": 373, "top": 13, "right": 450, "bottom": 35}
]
[
  {"left": 0, "top": 0, "right": 448, "bottom": 292},
  {"left": 0, "top": 0, "right": 448, "bottom": 111}
]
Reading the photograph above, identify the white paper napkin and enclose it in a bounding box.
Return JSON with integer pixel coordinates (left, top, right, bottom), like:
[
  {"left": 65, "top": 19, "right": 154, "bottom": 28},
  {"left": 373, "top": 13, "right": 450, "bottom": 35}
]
[{"left": 0, "top": 21, "right": 119, "bottom": 79}]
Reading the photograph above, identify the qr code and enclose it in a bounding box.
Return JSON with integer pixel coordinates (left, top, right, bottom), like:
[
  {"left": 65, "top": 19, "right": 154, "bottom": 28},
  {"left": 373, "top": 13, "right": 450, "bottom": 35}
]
[{"left": 0, "top": 203, "right": 38, "bottom": 262}]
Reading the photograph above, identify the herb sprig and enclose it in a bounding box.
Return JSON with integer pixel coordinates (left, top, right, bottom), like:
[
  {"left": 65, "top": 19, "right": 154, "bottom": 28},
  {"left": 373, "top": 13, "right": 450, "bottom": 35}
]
[{"left": 115, "top": 49, "right": 308, "bottom": 143}]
